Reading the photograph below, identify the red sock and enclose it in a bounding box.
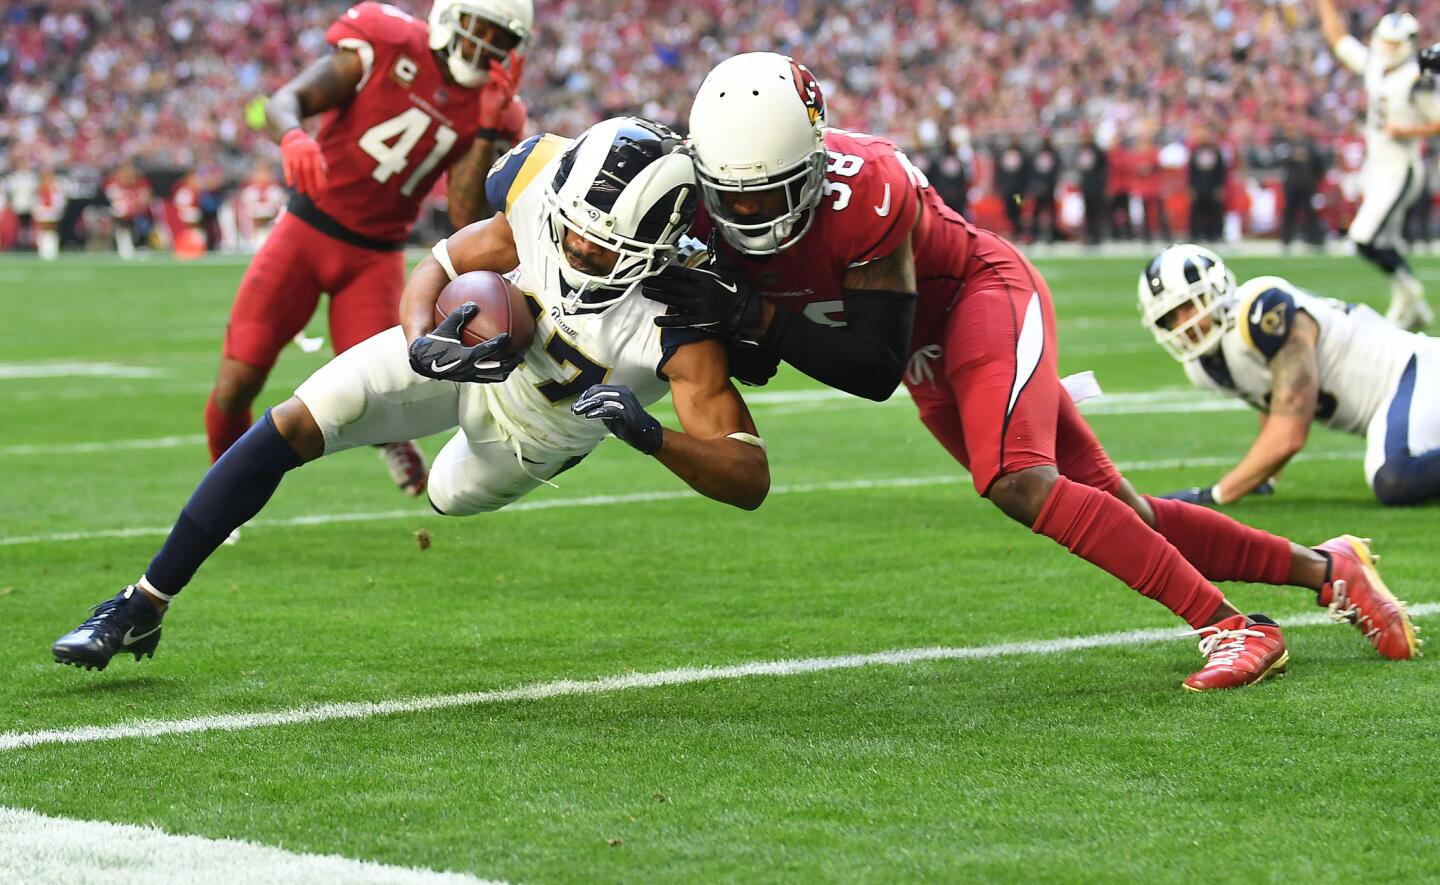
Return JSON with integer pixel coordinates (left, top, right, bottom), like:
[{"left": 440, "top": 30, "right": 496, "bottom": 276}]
[
  {"left": 1034, "top": 476, "right": 1223, "bottom": 627},
  {"left": 204, "top": 393, "right": 252, "bottom": 462},
  {"left": 1143, "top": 496, "right": 1292, "bottom": 586}
]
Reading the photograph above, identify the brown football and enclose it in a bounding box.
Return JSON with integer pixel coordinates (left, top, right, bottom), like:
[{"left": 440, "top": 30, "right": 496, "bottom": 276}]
[{"left": 433, "top": 271, "right": 535, "bottom": 356}]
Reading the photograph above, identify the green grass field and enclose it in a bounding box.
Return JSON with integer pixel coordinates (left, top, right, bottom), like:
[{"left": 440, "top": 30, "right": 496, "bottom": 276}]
[{"left": 2, "top": 252, "right": 1438, "bottom": 882}]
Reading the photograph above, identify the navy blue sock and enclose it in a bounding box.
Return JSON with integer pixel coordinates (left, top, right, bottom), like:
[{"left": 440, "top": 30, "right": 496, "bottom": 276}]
[
  {"left": 144, "top": 411, "right": 304, "bottom": 595},
  {"left": 1372, "top": 451, "right": 1440, "bottom": 506},
  {"left": 1355, "top": 241, "right": 1409, "bottom": 275}
]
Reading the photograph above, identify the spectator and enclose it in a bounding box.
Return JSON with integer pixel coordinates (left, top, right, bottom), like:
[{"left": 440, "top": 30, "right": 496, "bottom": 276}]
[
  {"left": 236, "top": 161, "right": 285, "bottom": 249},
  {"left": 1028, "top": 136, "right": 1061, "bottom": 243},
  {"left": 994, "top": 137, "right": 1029, "bottom": 240},
  {"left": 33, "top": 168, "right": 65, "bottom": 260},
  {"left": 1276, "top": 123, "right": 1327, "bottom": 250},
  {"left": 104, "top": 159, "right": 153, "bottom": 259},
  {"left": 1108, "top": 137, "right": 1136, "bottom": 241},
  {"left": 1075, "top": 131, "right": 1109, "bottom": 244},
  {"left": 1188, "top": 129, "right": 1227, "bottom": 243},
  {"left": 1133, "top": 132, "right": 1172, "bottom": 244},
  {"left": 924, "top": 138, "right": 972, "bottom": 220}
]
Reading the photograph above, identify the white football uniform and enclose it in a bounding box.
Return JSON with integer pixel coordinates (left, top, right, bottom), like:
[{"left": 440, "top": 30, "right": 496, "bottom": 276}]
[
  {"left": 294, "top": 133, "right": 705, "bottom": 515},
  {"left": 1334, "top": 36, "right": 1440, "bottom": 246},
  {"left": 1182, "top": 275, "right": 1440, "bottom": 494}
]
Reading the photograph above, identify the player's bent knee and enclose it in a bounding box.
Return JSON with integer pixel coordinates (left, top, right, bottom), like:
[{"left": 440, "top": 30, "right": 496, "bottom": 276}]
[
  {"left": 1371, "top": 461, "right": 1421, "bottom": 506},
  {"left": 986, "top": 465, "right": 1060, "bottom": 527},
  {"left": 269, "top": 397, "right": 326, "bottom": 463},
  {"left": 212, "top": 358, "right": 269, "bottom": 413}
]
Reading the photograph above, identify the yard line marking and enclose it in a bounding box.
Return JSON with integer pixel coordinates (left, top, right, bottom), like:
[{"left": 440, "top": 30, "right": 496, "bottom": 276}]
[
  {"left": 0, "top": 434, "right": 206, "bottom": 456},
  {"left": 0, "top": 362, "right": 168, "bottom": 380},
  {"left": 0, "top": 806, "right": 505, "bottom": 884},
  {"left": 4, "top": 603, "right": 1434, "bottom": 752},
  {"left": 0, "top": 450, "right": 1362, "bottom": 547}
]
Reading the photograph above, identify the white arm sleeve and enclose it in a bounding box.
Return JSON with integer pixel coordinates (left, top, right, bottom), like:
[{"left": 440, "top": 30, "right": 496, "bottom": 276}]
[{"left": 1335, "top": 35, "right": 1369, "bottom": 76}]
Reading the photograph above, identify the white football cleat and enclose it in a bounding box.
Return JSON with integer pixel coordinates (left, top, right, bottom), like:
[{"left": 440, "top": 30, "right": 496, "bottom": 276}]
[{"left": 379, "top": 441, "right": 428, "bottom": 497}]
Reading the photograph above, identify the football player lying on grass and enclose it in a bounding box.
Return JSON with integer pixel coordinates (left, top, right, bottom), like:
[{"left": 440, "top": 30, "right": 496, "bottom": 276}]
[
  {"left": 1141, "top": 244, "right": 1440, "bottom": 509},
  {"left": 52, "top": 117, "right": 769, "bottom": 671}
]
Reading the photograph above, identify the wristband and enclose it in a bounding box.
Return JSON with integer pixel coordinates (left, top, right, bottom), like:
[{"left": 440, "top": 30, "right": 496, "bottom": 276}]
[
  {"left": 475, "top": 127, "right": 505, "bottom": 141},
  {"left": 1210, "top": 482, "right": 1227, "bottom": 506},
  {"left": 431, "top": 238, "right": 459, "bottom": 281}
]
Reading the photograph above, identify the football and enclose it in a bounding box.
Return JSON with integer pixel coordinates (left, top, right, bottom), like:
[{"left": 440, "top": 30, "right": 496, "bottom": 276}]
[{"left": 433, "top": 271, "right": 535, "bottom": 355}]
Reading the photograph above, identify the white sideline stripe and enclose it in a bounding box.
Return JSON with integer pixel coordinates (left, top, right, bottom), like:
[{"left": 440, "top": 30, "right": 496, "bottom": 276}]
[
  {"left": 0, "top": 807, "right": 504, "bottom": 884},
  {"left": 0, "top": 362, "right": 166, "bottom": 379},
  {"left": 0, "top": 434, "right": 206, "bottom": 456},
  {"left": 0, "top": 450, "right": 1361, "bottom": 547},
  {"left": 5, "top": 603, "right": 1435, "bottom": 753}
]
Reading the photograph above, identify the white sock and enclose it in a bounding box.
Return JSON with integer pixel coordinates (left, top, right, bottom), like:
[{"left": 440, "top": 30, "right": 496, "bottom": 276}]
[
  {"left": 116, "top": 226, "right": 134, "bottom": 259},
  {"left": 38, "top": 229, "right": 58, "bottom": 260}
]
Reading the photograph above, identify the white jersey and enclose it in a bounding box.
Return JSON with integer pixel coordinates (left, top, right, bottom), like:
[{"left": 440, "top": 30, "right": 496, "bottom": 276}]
[
  {"left": 473, "top": 133, "right": 699, "bottom": 458},
  {"left": 1183, "top": 275, "right": 1427, "bottom": 434},
  {"left": 1334, "top": 36, "right": 1440, "bottom": 173}
]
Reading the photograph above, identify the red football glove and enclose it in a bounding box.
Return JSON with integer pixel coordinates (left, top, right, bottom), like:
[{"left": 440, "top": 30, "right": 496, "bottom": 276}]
[
  {"left": 280, "top": 129, "right": 327, "bottom": 197},
  {"left": 476, "top": 53, "right": 526, "bottom": 142}
]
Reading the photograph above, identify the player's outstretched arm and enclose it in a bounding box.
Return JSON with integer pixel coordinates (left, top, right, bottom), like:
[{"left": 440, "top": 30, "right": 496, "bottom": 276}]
[
  {"left": 399, "top": 213, "right": 519, "bottom": 345},
  {"left": 1215, "top": 312, "right": 1321, "bottom": 502},
  {"left": 1315, "top": 0, "right": 1348, "bottom": 50},
  {"left": 446, "top": 55, "right": 528, "bottom": 226},
  {"left": 646, "top": 214, "right": 918, "bottom": 402},
  {"left": 572, "top": 339, "right": 770, "bottom": 510}
]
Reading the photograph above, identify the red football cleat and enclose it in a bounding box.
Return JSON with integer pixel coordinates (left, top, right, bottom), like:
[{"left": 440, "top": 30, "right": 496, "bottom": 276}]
[
  {"left": 1183, "top": 614, "right": 1289, "bottom": 692},
  {"left": 1314, "top": 535, "right": 1421, "bottom": 661},
  {"left": 378, "top": 441, "right": 428, "bottom": 498}
]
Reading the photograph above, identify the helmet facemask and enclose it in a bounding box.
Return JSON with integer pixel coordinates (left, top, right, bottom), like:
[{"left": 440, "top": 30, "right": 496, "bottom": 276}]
[
  {"left": 539, "top": 119, "right": 698, "bottom": 314},
  {"left": 1139, "top": 247, "right": 1237, "bottom": 362},
  {"left": 696, "top": 146, "right": 827, "bottom": 255},
  {"left": 430, "top": 2, "right": 527, "bottom": 87}
]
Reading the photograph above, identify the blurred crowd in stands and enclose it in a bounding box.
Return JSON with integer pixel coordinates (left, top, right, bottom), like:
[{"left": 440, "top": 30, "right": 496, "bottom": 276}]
[{"left": 5, "top": 0, "right": 1440, "bottom": 255}]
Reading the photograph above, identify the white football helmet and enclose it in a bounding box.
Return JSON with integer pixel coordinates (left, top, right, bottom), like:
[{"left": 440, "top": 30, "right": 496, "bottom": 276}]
[
  {"left": 541, "top": 117, "right": 698, "bottom": 313},
  {"left": 1138, "top": 244, "right": 1237, "bottom": 362},
  {"left": 687, "top": 52, "right": 829, "bottom": 255},
  {"left": 427, "top": 0, "right": 532, "bottom": 88},
  {"left": 1372, "top": 12, "right": 1420, "bottom": 71}
]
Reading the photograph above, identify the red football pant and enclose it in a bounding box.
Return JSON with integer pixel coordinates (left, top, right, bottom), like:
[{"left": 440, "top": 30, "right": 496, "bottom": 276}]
[
  {"left": 209, "top": 212, "right": 405, "bottom": 459},
  {"left": 906, "top": 230, "right": 1223, "bottom": 626}
]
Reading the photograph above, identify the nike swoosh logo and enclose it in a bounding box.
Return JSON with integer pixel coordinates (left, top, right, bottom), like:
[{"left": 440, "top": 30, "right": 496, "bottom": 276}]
[
  {"left": 1250, "top": 298, "right": 1264, "bottom": 325},
  {"left": 430, "top": 358, "right": 462, "bottom": 373},
  {"left": 874, "top": 183, "right": 892, "bottom": 217},
  {"left": 715, "top": 279, "right": 738, "bottom": 294},
  {"left": 122, "top": 625, "right": 160, "bottom": 645}
]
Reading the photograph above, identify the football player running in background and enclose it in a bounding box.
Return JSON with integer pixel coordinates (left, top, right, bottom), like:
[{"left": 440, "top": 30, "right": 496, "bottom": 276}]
[
  {"left": 52, "top": 117, "right": 769, "bottom": 672},
  {"left": 1142, "top": 243, "right": 1440, "bottom": 514},
  {"left": 647, "top": 53, "right": 1418, "bottom": 691},
  {"left": 208, "top": 0, "right": 532, "bottom": 505},
  {"left": 1316, "top": 1, "right": 1440, "bottom": 331}
]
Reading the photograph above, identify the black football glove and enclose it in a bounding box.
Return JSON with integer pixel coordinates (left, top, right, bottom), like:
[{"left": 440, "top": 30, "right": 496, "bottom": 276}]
[
  {"left": 571, "top": 384, "right": 663, "bottom": 454},
  {"left": 409, "top": 302, "right": 523, "bottom": 384},
  {"left": 726, "top": 340, "right": 780, "bottom": 387},
  {"left": 1421, "top": 42, "right": 1440, "bottom": 75},
  {"left": 644, "top": 261, "right": 764, "bottom": 339},
  {"left": 1158, "top": 479, "right": 1276, "bottom": 506}
]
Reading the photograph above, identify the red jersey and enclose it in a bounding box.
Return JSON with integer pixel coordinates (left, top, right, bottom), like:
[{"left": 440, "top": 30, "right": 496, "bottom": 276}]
[
  {"left": 310, "top": 2, "right": 482, "bottom": 242},
  {"left": 697, "top": 128, "right": 978, "bottom": 346},
  {"left": 34, "top": 183, "right": 65, "bottom": 224},
  {"left": 239, "top": 178, "right": 286, "bottom": 226},
  {"left": 104, "top": 177, "right": 151, "bottom": 220},
  {"left": 172, "top": 183, "right": 201, "bottom": 226}
]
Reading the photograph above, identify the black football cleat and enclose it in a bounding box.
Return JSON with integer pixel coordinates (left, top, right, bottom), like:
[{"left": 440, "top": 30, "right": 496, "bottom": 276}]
[{"left": 52, "top": 585, "right": 165, "bottom": 670}]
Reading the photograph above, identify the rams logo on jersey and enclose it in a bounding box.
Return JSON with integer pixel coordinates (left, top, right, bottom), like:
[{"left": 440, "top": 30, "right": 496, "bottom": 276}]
[{"left": 1260, "top": 303, "right": 1288, "bottom": 337}]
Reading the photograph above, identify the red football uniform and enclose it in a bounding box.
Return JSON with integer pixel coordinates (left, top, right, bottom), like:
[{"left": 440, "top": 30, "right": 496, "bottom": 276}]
[
  {"left": 309, "top": 1, "right": 482, "bottom": 242},
  {"left": 700, "top": 128, "right": 1120, "bottom": 497},
  {"left": 172, "top": 182, "right": 202, "bottom": 227},
  {"left": 237, "top": 177, "right": 286, "bottom": 237},
  {"left": 33, "top": 182, "right": 65, "bottom": 225},
  {"left": 104, "top": 177, "right": 151, "bottom": 222},
  {"left": 223, "top": 1, "right": 483, "bottom": 377}
]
